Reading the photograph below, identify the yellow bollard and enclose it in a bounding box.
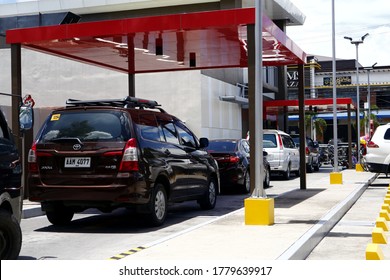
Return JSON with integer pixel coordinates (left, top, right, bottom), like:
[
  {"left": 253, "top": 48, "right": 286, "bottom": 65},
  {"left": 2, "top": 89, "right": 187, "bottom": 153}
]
[
  {"left": 366, "top": 243, "right": 385, "bottom": 260},
  {"left": 376, "top": 217, "right": 389, "bottom": 231},
  {"left": 330, "top": 172, "right": 342, "bottom": 184},
  {"left": 355, "top": 163, "right": 364, "bottom": 172},
  {"left": 379, "top": 210, "right": 390, "bottom": 221},
  {"left": 244, "top": 197, "right": 274, "bottom": 225},
  {"left": 382, "top": 203, "right": 390, "bottom": 214},
  {"left": 372, "top": 227, "right": 387, "bottom": 244}
]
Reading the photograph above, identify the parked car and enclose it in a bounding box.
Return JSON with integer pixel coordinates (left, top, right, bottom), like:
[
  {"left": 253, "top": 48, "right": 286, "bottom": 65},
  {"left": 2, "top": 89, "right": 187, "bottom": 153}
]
[
  {"left": 206, "top": 139, "right": 270, "bottom": 193},
  {"left": 364, "top": 123, "right": 390, "bottom": 174},
  {"left": 291, "top": 134, "right": 321, "bottom": 172},
  {"left": 0, "top": 104, "right": 33, "bottom": 259},
  {"left": 27, "top": 97, "right": 219, "bottom": 227},
  {"left": 263, "top": 129, "right": 300, "bottom": 179}
]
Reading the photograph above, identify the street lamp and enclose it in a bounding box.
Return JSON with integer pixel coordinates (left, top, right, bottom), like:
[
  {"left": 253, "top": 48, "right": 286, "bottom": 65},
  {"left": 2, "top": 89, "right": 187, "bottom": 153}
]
[
  {"left": 344, "top": 33, "right": 369, "bottom": 162},
  {"left": 364, "top": 62, "right": 377, "bottom": 138}
]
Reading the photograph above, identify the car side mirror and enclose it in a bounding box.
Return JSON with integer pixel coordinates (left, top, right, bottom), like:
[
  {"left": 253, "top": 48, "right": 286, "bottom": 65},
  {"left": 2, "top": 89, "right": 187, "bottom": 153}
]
[
  {"left": 199, "top": 137, "right": 209, "bottom": 148},
  {"left": 19, "top": 105, "right": 34, "bottom": 131},
  {"left": 263, "top": 150, "right": 268, "bottom": 156}
]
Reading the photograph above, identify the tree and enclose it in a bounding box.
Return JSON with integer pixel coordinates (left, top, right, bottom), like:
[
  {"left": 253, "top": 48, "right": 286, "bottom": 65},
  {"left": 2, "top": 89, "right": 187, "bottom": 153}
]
[{"left": 305, "top": 112, "right": 327, "bottom": 142}]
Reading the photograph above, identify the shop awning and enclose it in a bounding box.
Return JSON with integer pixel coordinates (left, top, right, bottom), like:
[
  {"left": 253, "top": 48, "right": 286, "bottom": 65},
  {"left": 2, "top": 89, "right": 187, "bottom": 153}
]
[{"left": 6, "top": 8, "right": 306, "bottom": 74}]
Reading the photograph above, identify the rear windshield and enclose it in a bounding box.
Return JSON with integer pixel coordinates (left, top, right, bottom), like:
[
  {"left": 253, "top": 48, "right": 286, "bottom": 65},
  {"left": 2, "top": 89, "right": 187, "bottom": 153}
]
[
  {"left": 207, "top": 141, "right": 237, "bottom": 152},
  {"left": 39, "top": 111, "right": 131, "bottom": 142},
  {"left": 263, "top": 134, "right": 277, "bottom": 148}
]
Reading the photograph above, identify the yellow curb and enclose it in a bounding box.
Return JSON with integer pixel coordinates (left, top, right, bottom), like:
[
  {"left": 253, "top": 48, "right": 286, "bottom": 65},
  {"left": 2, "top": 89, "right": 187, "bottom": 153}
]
[
  {"left": 379, "top": 210, "right": 390, "bottom": 221},
  {"left": 376, "top": 217, "right": 389, "bottom": 231},
  {"left": 372, "top": 227, "right": 388, "bottom": 244},
  {"left": 366, "top": 243, "right": 385, "bottom": 260},
  {"left": 382, "top": 203, "right": 390, "bottom": 214}
]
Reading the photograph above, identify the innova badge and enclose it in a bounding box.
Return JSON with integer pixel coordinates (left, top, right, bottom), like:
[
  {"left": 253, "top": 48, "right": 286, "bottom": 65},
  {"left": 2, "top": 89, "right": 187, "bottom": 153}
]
[{"left": 73, "top": 144, "right": 82, "bottom": 151}]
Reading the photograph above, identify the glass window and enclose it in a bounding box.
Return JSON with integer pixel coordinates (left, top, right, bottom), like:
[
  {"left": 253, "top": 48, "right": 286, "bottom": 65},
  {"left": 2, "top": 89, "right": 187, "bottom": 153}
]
[
  {"left": 136, "top": 113, "right": 162, "bottom": 142},
  {"left": 160, "top": 121, "right": 180, "bottom": 145},
  {"left": 39, "top": 111, "right": 130, "bottom": 142},
  {"left": 384, "top": 129, "right": 390, "bottom": 140},
  {"left": 207, "top": 141, "right": 237, "bottom": 152},
  {"left": 175, "top": 121, "right": 197, "bottom": 148},
  {"left": 263, "top": 134, "right": 277, "bottom": 147}
]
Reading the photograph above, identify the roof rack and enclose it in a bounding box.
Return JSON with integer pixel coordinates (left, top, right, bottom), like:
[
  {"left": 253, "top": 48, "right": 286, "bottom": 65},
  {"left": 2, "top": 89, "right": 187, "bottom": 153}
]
[{"left": 65, "top": 96, "right": 165, "bottom": 112}]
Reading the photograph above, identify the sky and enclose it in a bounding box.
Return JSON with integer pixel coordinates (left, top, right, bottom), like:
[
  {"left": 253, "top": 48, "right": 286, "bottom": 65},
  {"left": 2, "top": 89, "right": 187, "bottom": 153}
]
[{"left": 286, "top": 0, "right": 390, "bottom": 67}]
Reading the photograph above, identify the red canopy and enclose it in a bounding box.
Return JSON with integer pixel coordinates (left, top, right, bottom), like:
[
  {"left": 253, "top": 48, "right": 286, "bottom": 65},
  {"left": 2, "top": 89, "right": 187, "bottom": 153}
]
[{"left": 6, "top": 8, "right": 306, "bottom": 74}]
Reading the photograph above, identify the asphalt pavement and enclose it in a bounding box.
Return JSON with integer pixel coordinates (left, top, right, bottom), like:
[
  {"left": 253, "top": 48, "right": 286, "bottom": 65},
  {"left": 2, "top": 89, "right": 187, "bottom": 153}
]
[{"left": 22, "top": 168, "right": 390, "bottom": 260}]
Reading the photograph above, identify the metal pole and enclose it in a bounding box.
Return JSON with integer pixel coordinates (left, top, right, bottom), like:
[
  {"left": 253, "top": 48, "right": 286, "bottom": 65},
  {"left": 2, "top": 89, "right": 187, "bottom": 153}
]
[
  {"left": 355, "top": 43, "right": 361, "bottom": 161},
  {"left": 253, "top": 0, "right": 265, "bottom": 198},
  {"left": 367, "top": 68, "right": 370, "bottom": 137},
  {"left": 331, "top": 0, "right": 338, "bottom": 171},
  {"left": 344, "top": 33, "right": 368, "bottom": 162}
]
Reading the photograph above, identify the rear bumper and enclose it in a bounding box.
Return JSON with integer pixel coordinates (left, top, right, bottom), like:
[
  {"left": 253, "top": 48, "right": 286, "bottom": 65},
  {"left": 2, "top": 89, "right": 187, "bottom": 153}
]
[
  {"left": 28, "top": 177, "right": 151, "bottom": 208},
  {"left": 366, "top": 162, "right": 388, "bottom": 174}
]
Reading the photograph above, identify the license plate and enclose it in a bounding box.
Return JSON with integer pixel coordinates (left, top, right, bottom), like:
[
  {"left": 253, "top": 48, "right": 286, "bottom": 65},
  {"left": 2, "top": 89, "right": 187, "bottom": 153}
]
[{"left": 64, "top": 157, "right": 91, "bottom": 168}]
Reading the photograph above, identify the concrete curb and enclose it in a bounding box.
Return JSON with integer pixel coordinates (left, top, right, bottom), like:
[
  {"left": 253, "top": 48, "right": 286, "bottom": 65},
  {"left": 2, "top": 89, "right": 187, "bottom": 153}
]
[{"left": 277, "top": 173, "right": 379, "bottom": 260}]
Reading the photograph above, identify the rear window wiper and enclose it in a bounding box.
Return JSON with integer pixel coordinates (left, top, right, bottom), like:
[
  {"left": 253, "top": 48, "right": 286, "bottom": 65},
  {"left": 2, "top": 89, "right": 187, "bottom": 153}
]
[{"left": 46, "top": 137, "right": 84, "bottom": 145}]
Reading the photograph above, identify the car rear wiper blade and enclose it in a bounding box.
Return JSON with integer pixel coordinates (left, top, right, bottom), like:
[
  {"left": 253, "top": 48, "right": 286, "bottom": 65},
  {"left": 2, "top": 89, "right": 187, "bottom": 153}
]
[{"left": 47, "top": 137, "right": 84, "bottom": 145}]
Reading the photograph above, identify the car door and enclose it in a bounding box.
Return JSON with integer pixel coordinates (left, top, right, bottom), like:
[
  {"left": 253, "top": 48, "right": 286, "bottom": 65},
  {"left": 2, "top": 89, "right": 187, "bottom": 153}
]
[
  {"left": 157, "top": 116, "right": 193, "bottom": 201},
  {"left": 0, "top": 110, "right": 22, "bottom": 191},
  {"left": 281, "top": 134, "right": 300, "bottom": 171},
  {"left": 174, "top": 120, "right": 208, "bottom": 196}
]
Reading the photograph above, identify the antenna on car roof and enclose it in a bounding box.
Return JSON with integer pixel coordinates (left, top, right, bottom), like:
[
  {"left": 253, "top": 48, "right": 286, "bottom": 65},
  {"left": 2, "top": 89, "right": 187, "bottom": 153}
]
[{"left": 65, "top": 96, "right": 165, "bottom": 112}]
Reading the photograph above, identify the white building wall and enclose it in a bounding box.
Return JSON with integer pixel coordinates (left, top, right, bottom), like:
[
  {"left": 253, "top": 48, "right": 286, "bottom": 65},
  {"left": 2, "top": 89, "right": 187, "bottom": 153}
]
[
  {"left": 1, "top": 48, "right": 240, "bottom": 139},
  {"left": 201, "top": 75, "right": 242, "bottom": 139}
]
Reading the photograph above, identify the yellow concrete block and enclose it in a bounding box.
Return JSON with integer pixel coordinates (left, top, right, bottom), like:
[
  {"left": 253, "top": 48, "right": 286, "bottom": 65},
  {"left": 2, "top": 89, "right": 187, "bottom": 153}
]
[
  {"left": 379, "top": 210, "right": 390, "bottom": 221},
  {"left": 244, "top": 197, "right": 274, "bottom": 225},
  {"left": 382, "top": 203, "right": 390, "bottom": 214},
  {"left": 330, "top": 172, "right": 342, "bottom": 184},
  {"left": 385, "top": 198, "right": 390, "bottom": 205},
  {"left": 376, "top": 217, "right": 389, "bottom": 231},
  {"left": 372, "top": 227, "right": 387, "bottom": 244},
  {"left": 366, "top": 243, "right": 385, "bottom": 260},
  {"left": 355, "top": 163, "right": 364, "bottom": 172}
]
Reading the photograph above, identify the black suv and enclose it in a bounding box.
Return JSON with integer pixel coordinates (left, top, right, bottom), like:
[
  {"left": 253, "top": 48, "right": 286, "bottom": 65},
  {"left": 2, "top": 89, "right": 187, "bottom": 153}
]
[
  {"left": 28, "top": 97, "right": 219, "bottom": 226},
  {"left": 1, "top": 103, "right": 33, "bottom": 259}
]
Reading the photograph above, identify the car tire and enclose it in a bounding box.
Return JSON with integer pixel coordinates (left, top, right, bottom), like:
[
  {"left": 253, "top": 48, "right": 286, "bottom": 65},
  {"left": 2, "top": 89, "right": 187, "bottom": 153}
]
[
  {"left": 0, "top": 210, "right": 22, "bottom": 260},
  {"left": 263, "top": 167, "right": 271, "bottom": 189},
  {"left": 198, "top": 178, "right": 217, "bottom": 210},
  {"left": 283, "top": 164, "right": 291, "bottom": 180},
  {"left": 145, "top": 183, "right": 168, "bottom": 227},
  {"left": 242, "top": 171, "right": 251, "bottom": 194},
  {"left": 46, "top": 205, "right": 74, "bottom": 225}
]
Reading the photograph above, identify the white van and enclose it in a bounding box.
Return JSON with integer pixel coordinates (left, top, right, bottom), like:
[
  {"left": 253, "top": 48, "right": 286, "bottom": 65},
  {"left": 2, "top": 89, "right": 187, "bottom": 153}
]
[{"left": 263, "top": 129, "right": 300, "bottom": 180}]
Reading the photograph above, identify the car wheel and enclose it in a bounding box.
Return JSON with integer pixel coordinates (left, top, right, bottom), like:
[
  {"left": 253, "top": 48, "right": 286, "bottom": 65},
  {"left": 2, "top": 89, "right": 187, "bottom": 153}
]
[
  {"left": 283, "top": 164, "right": 291, "bottom": 180},
  {"left": 199, "top": 178, "right": 217, "bottom": 210},
  {"left": 242, "top": 171, "right": 251, "bottom": 194},
  {"left": 0, "top": 210, "right": 22, "bottom": 260},
  {"left": 263, "top": 167, "right": 271, "bottom": 189},
  {"left": 145, "top": 183, "right": 167, "bottom": 227},
  {"left": 46, "top": 205, "right": 74, "bottom": 225}
]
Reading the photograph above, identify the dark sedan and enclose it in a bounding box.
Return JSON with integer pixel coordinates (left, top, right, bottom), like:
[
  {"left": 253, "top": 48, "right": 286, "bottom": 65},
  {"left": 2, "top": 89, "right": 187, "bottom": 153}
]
[{"left": 206, "top": 139, "right": 270, "bottom": 193}]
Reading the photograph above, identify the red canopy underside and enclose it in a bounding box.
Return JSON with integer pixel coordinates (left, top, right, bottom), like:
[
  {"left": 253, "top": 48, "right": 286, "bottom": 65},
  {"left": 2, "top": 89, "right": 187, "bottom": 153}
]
[
  {"left": 264, "top": 98, "right": 356, "bottom": 114},
  {"left": 6, "top": 8, "right": 306, "bottom": 74}
]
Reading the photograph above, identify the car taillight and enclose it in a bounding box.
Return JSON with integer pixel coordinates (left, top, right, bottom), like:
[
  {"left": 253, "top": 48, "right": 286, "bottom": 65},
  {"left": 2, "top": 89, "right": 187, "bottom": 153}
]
[
  {"left": 277, "top": 134, "right": 283, "bottom": 149},
  {"left": 367, "top": 141, "right": 379, "bottom": 148},
  {"left": 119, "top": 138, "right": 139, "bottom": 172},
  {"left": 228, "top": 156, "right": 240, "bottom": 163},
  {"left": 28, "top": 142, "right": 38, "bottom": 173},
  {"left": 305, "top": 147, "right": 310, "bottom": 155}
]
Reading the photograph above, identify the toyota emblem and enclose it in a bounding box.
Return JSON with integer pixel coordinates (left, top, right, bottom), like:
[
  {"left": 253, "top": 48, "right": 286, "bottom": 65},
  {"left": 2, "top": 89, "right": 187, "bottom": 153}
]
[{"left": 73, "top": 144, "right": 82, "bottom": 151}]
